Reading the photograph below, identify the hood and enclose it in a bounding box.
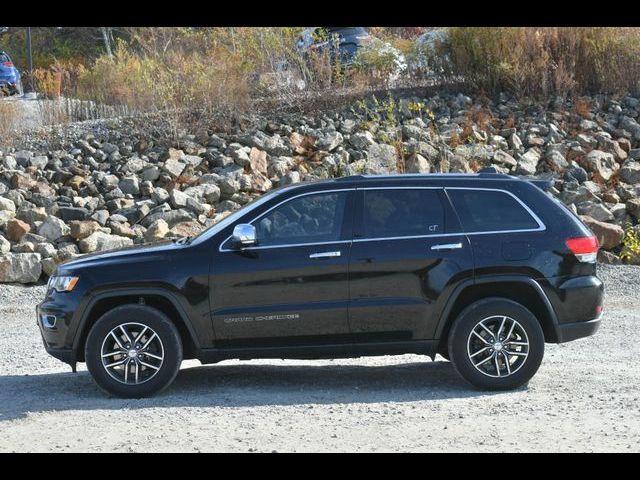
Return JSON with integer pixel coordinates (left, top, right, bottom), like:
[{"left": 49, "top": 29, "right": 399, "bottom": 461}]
[{"left": 58, "top": 240, "right": 184, "bottom": 273}]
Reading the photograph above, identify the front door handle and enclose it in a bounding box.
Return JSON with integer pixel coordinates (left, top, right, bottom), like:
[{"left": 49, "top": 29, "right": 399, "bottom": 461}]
[
  {"left": 309, "top": 251, "right": 341, "bottom": 259},
  {"left": 431, "top": 242, "right": 463, "bottom": 251}
]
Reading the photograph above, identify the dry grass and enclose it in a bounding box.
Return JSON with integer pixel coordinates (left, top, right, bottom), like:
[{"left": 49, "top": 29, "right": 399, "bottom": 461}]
[
  {"left": 446, "top": 27, "right": 640, "bottom": 98},
  {"left": 0, "top": 101, "right": 20, "bottom": 145}
]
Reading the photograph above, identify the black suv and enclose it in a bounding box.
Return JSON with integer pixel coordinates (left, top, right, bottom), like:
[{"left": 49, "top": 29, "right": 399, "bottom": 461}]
[{"left": 38, "top": 173, "right": 604, "bottom": 398}]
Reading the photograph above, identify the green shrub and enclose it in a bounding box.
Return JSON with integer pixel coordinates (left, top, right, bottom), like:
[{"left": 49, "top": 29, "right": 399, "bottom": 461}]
[{"left": 620, "top": 224, "right": 640, "bottom": 264}]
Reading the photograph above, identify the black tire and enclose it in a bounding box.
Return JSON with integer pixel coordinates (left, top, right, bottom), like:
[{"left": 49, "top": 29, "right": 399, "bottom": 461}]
[
  {"left": 448, "top": 298, "right": 544, "bottom": 390},
  {"left": 85, "top": 305, "right": 183, "bottom": 398}
]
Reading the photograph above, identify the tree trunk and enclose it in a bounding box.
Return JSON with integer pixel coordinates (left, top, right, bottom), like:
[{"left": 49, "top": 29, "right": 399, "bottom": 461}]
[{"left": 101, "top": 27, "right": 113, "bottom": 58}]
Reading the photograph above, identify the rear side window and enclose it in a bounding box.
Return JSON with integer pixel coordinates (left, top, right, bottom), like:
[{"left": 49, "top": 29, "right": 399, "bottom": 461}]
[
  {"left": 448, "top": 189, "right": 540, "bottom": 233},
  {"left": 363, "top": 189, "right": 444, "bottom": 239}
]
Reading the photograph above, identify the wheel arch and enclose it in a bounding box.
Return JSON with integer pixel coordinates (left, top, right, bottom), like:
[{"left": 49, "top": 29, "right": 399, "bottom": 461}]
[
  {"left": 435, "top": 276, "right": 560, "bottom": 351},
  {"left": 73, "top": 288, "right": 200, "bottom": 362}
]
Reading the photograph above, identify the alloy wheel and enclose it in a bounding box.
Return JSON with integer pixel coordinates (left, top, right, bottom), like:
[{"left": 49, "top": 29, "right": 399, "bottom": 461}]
[
  {"left": 466, "top": 315, "right": 530, "bottom": 378},
  {"left": 100, "top": 322, "right": 165, "bottom": 385}
]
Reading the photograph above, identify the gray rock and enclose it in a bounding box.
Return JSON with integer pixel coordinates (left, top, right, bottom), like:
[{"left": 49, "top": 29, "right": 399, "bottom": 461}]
[
  {"left": 0, "top": 235, "right": 9, "bottom": 254},
  {"left": 405, "top": 154, "right": 431, "bottom": 173},
  {"left": 58, "top": 207, "right": 88, "bottom": 222},
  {"left": 119, "top": 176, "right": 140, "bottom": 196},
  {"left": 163, "top": 158, "right": 186, "bottom": 178},
  {"left": 0, "top": 197, "right": 16, "bottom": 213},
  {"left": 516, "top": 149, "right": 540, "bottom": 175},
  {"left": 545, "top": 149, "right": 569, "bottom": 171},
  {"left": 350, "top": 131, "right": 376, "bottom": 149},
  {"left": 141, "top": 166, "right": 160, "bottom": 182},
  {"left": 315, "top": 130, "right": 344, "bottom": 152},
  {"left": 90, "top": 210, "right": 110, "bottom": 226},
  {"left": 576, "top": 201, "right": 614, "bottom": 222},
  {"left": 78, "top": 232, "right": 134, "bottom": 253},
  {"left": 29, "top": 156, "right": 49, "bottom": 169},
  {"left": 619, "top": 116, "right": 640, "bottom": 140},
  {"left": 619, "top": 161, "right": 640, "bottom": 184},
  {"left": 627, "top": 198, "right": 640, "bottom": 220},
  {"left": 37, "top": 216, "right": 71, "bottom": 242},
  {"left": 584, "top": 150, "right": 618, "bottom": 181},
  {"left": 144, "top": 219, "right": 169, "bottom": 242},
  {"left": 365, "top": 144, "right": 398, "bottom": 174},
  {"left": 140, "top": 209, "right": 194, "bottom": 229},
  {"left": 0, "top": 253, "right": 42, "bottom": 283},
  {"left": 493, "top": 150, "right": 517, "bottom": 168},
  {"left": 35, "top": 243, "right": 57, "bottom": 259},
  {"left": 280, "top": 171, "right": 301, "bottom": 186},
  {"left": 170, "top": 189, "right": 190, "bottom": 209}
]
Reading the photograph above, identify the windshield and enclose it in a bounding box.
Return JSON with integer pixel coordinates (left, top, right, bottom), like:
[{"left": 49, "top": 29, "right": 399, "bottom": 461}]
[{"left": 189, "top": 186, "right": 293, "bottom": 246}]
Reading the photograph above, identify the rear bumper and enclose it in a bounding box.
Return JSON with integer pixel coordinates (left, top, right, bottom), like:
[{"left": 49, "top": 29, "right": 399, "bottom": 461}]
[{"left": 556, "top": 315, "right": 601, "bottom": 343}]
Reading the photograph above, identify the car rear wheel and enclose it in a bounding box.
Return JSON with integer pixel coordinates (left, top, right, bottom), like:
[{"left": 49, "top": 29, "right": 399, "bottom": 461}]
[
  {"left": 85, "top": 305, "right": 183, "bottom": 398},
  {"left": 448, "top": 298, "right": 544, "bottom": 390}
]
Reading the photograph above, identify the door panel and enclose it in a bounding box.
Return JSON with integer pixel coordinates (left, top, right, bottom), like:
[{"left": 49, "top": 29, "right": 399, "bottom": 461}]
[
  {"left": 209, "top": 190, "right": 354, "bottom": 346},
  {"left": 211, "top": 242, "right": 351, "bottom": 345},
  {"left": 348, "top": 188, "right": 474, "bottom": 340},
  {"left": 349, "top": 235, "right": 473, "bottom": 339}
]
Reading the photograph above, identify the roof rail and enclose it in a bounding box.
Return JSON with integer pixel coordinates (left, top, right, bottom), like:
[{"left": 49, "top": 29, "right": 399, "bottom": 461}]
[{"left": 334, "top": 172, "right": 512, "bottom": 181}]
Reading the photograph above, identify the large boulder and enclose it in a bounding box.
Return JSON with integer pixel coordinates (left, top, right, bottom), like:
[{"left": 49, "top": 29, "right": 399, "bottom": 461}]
[
  {"left": 0, "top": 197, "right": 16, "bottom": 213},
  {"left": 69, "top": 220, "right": 102, "bottom": 240},
  {"left": 0, "top": 253, "right": 42, "bottom": 283},
  {"left": 37, "top": 216, "right": 71, "bottom": 242},
  {"left": 579, "top": 216, "right": 624, "bottom": 250},
  {"left": 619, "top": 161, "right": 640, "bottom": 185},
  {"left": 515, "top": 149, "right": 540, "bottom": 175},
  {"left": 584, "top": 150, "right": 618, "bottom": 181},
  {"left": 315, "top": 130, "right": 343, "bottom": 152},
  {"left": 5, "top": 219, "right": 30, "bottom": 242},
  {"left": 405, "top": 154, "right": 431, "bottom": 173},
  {"left": 576, "top": 201, "right": 614, "bottom": 222},
  {"left": 78, "top": 232, "right": 133, "bottom": 253},
  {"left": 144, "top": 219, "right": 170, "bottom": 243},
  {"left": 365, "top": 144, "right": 398, "bottom": 174}
]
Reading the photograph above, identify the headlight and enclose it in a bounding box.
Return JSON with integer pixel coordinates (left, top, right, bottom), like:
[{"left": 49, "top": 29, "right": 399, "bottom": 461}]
[{"left": 48, "top": 276, "right": 79, "bottom": 292}]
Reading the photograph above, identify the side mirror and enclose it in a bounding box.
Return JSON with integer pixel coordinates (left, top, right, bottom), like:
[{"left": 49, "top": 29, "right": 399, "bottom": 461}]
[{"left": 232, "top": 224, "right": 257, "bottom": 248}]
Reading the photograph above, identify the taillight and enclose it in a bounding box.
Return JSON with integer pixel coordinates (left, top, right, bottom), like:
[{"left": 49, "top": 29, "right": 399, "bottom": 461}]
[
  {"left": 566, "top": 236, "right": 599, "bottom": 263},
  {"left": 2, "top": 61, "right": 13, "bottom": 67}
]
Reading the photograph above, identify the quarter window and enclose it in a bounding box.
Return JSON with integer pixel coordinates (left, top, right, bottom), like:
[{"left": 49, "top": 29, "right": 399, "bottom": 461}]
[
  {"left": 254, "top": 191, "right": 347, "bottom": 247},
  {"left": 362, "top": 189, "right": 445, "bottom": 239},
  {"left": 448, "top": 189, "right": 540, "bottom": 232}
]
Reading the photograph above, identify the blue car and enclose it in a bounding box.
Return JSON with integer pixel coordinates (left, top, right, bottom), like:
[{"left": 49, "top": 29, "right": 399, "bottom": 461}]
[{"left": 0, "top": 51, "right": 22, "bottom": 96}]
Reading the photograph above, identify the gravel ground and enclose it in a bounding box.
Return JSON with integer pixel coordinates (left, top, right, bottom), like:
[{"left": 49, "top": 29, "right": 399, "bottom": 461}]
[{"left": 0, "top": 264, "right": 638, "bottom": 452}]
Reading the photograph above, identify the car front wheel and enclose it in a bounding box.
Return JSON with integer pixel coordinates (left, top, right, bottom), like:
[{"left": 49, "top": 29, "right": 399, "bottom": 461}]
[
  {"left": 448, "top": 298, "right": 544, "bottom": 390},
  {"left": 85, "top": 305, "right": 183, "bottom": 398}
]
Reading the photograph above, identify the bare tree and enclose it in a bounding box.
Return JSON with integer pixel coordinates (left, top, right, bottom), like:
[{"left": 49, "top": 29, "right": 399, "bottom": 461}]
[{"left": 101, "top": 27, "right": 113, "bottom": 58}]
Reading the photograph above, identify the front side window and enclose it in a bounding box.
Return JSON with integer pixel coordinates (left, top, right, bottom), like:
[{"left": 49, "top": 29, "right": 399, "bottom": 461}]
[
  {"left": 255, "top": 191, "right": 348, "bottom": 247},
  {"left": 362, "top": 189, "right": 445, "bottom": 239},
  {"left": 448, "top": 189, "right": 540, "bottom": 233}
]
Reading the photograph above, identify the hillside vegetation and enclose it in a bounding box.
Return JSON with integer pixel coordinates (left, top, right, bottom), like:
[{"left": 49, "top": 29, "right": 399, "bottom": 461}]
[{"left": 2, "top": 27, "right": 640, "bottom": 129}]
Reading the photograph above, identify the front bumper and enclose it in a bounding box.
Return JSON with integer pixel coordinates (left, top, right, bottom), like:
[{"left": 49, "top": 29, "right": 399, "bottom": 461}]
[{"left": 37, "top": 288, "right": 84, "bottom": 366}]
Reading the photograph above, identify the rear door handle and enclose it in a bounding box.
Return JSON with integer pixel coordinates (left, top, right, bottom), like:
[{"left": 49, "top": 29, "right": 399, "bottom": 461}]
[
  {"left": 309, "top": 251, "right": 341, "bottom": 259},
  {"left": 431, "top": 242, "right": 463, "bottom": 251}
]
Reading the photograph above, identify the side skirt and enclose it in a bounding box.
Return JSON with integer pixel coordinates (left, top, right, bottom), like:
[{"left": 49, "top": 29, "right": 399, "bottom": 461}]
[{"left": 197, "top": 340, "right": 437, "bottom": 364}]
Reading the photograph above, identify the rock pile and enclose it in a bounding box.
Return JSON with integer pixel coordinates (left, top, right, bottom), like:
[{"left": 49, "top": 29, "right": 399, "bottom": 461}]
[{"left": 1, "top": 92, "right": 640, "bottom": 283}]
